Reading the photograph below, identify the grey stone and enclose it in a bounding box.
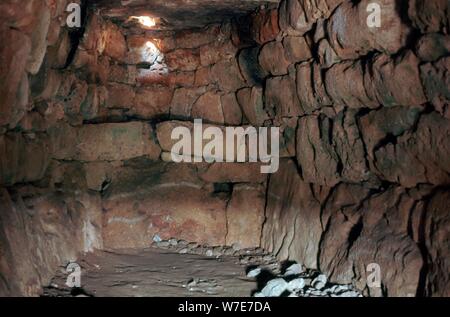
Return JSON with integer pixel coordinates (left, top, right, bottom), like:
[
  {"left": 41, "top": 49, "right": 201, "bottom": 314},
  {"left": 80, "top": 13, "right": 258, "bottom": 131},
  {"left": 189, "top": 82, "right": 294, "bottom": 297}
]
[
  {"left": 261, "top": 278, "right": 288, "bottom": 297},
  {"left": 168, "top": 238, "right": 178, "bottom": 246},
  {"left": 152, "top": 234, "right": 162, "bottom": 243},
  {"left": 284, "top": 263, "right": 304, "bottom": 276},
  {"left": 287, "top": 278, "right": 306, "bottom": 292},
  {"left": 312, "top": 274, "right": 327, "bottom": 290},
  {"left": 247, "top": 268, "right": 262, "bottom": 278}
]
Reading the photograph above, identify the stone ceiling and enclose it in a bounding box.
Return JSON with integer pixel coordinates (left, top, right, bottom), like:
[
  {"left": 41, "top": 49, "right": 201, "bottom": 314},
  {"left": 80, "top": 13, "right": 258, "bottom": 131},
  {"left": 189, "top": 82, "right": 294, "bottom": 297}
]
[{"left": 91, "top": 0, "right": 280, "bottom": 31}]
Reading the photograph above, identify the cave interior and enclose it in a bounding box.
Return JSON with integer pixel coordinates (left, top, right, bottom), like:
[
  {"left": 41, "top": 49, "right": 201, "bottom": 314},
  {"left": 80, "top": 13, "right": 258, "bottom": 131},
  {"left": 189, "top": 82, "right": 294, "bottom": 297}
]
[{"left": 0, "top": 0, "right": 449, "bottom": 297}]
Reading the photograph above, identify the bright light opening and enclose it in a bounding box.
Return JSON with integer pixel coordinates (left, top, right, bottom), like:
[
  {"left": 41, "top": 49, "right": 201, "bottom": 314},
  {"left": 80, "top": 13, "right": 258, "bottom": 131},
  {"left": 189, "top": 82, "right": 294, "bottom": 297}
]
[{"left": 131, "top": 16, "right": 157, "bottom": 28}]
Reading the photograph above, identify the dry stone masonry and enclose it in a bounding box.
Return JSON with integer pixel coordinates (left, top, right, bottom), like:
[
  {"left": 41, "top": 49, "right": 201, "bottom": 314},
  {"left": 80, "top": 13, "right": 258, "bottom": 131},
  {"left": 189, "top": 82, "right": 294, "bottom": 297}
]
[{"left": 0, "top": 0, "right": 449, "bottom": 297}]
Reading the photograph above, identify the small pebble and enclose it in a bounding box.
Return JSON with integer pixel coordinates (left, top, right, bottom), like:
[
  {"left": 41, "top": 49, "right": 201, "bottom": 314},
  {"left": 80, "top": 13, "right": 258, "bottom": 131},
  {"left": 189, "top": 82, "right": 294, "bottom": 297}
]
[
  {"left": 152, "top": 235, "right": 162, "bottom": 243},
  {"left": 312, "top": 274, "right": 327, "bottom": 290},
  {"left": 287, "top": 278, "right": 306, "bottom": 292},
  {"left": 337, "top": 290, "right": 361, "bottom": 298},
  {"left": 178, "top": 240, "right": 188, "bottom": 246},
  {"left": 247, "top": 268, "right": 262, "bottom": 278},
  {"left": 168, "top": 238, "right": 178, "bottom": 246},
  {"left": 284, "top": 263, "right": 304, "bottom": 276},
  {"left": 188, "top": 242, "right": 199, "bottom": 249},
  {"left": 232, "top": 243, "right": 241, "bottom": 251},
  {"left": 261, "top": 278, "right": 288, "bottom": 297},
  {"left": 157, "top": 241, "right": 170, "bottom": 248}
]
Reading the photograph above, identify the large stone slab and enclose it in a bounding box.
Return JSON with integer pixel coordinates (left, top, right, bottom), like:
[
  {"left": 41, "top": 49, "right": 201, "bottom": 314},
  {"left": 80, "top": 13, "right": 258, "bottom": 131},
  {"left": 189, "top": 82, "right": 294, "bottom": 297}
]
[{"left": 50, "top": 122, "right": 161, "bottom": 162}]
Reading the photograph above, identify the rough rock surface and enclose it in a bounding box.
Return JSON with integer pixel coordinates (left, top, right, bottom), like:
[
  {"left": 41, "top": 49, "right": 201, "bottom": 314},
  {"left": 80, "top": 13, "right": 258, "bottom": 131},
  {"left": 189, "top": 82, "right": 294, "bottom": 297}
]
[{"left": 0, "top": 0, "right": 449, "bottom": 298}]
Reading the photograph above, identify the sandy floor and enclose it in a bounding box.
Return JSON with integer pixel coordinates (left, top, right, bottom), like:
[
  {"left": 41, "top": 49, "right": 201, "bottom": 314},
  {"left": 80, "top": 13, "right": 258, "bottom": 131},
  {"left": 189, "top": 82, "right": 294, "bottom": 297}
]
[{"left": 43, "top": 248, "right": 262, "bottom": 297}]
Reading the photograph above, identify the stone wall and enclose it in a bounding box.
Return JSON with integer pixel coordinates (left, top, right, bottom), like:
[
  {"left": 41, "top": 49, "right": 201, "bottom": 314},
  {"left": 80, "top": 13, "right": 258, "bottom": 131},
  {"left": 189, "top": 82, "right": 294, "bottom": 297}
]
[
  {"left": 0, "top": 0, "right": 449, "bottom": 297},
  {"left": 0, "top": 0, "right": 268, "bottom": 296},
  {"left": 243, "top": 0, "right": 450, "bottom": 297}
]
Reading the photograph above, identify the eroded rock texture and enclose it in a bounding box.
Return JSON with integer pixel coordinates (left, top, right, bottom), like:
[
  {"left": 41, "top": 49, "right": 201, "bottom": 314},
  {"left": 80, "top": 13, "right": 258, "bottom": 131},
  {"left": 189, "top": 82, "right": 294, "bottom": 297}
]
[
  {"left": 254, "top": 0, "right": 449, "bottom": 297},
  {"left": 0, "top": 0, "right": 449, "bottom": 297}
]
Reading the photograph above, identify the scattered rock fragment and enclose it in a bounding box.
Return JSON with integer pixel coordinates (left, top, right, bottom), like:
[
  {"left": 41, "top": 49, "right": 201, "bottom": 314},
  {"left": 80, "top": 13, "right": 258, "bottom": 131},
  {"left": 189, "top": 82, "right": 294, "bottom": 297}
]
[
  {"left": 261, "top": 278, "right": 289, "bottom": 297},
  {"left": 284, "top": 263, "right": 304, "bottom": 276},
  {"left": 247, "top": 268, "right": 262, "bottom": 278},
  {"left": 312, "top": 274, "right": 328, "bottom": 290}
]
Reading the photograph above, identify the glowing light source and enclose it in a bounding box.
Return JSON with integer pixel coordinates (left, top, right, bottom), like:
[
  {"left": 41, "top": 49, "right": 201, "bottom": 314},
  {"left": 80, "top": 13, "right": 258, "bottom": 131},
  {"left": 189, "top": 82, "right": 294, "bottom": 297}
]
[
  {"left": 131, "top": 16, "right": 157, "bottom": 28},
  {"left": 137, "top": 40, "right": 169, "bottom": 83}
]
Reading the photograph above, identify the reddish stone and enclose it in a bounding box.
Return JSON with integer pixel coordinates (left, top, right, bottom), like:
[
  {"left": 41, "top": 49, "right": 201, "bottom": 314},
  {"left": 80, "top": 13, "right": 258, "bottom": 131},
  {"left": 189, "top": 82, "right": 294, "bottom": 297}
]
[
  {"left": 168, "top": 71, "right": 195, "bottom": 88},
  {"left": 359, "top": 106, "right": 422, "bottom": 159},
  {"left": 226, "top": 184, "right": 266, "bottom": 248},
  {"left": 76, "top": 122, "right": 161, "bottom": 162},
  {"left": 236, "top": 87, "right": 268, "bottom": 126},
  {"left": 156, "top": 121, "right": 194, "bottom": 153},
  {"left": 416, "top": 33, "right": 450, "bottom": 62},
  {"left": 278, "top": 117, "right": 297, "bottom": 158},
  {"left": 282, "top": 36, "right": 312, "bottom": 64},
  {"left": 132, "top": 87, "right": 173, "bottom": 119},
  {"left": 175, "top": 25, "right": 220, "bottom": 49},
  {"left": 108, "top": 64, "right": 137, "bottom": 85},
  {"left": 238, "top": 47, "right": 268, "bottom": 86},
  {"left": 81, "top": 85, "right": 108, "bottom": 121},
  {"left": 47, "top": 30, "right": 71, "bottom": 68},
  {"left": 102, "top": 163, "right": 227, "bottom": 248},
  {"left": 265, "top": 74, "right": 302, "bottom": 118},
  {"left": 0, "top": 188, "right": 103, "bottom": 296},
  {"left": 26, "top": 3, "right": 51, "bottom": 74},
  {"left": 327, "top": 0, "right": 410, "bottom": 59},
  {"left": 420, "top": 57, "right": 450, "bottom": 119},
  {"left": 46, "top": 18, "right": 61, "bottom": 47},
  {"left": 81, "top": 13, "right": 103, "bottom": 53},
  {"left": 325, "top": 60, "right": 378, "bottom": 109},
  {"left": 58, "top": 79, "right": 88, "bottom": 118},
  {"left": 0, "top": 133, "right": 50, "bottom": 186},
  {"left": 259, "top": 41, "right": 290, "bottom": 76},
  {"left": 370, "top": 52, "right": 427, "bottom": 107},
  {"left": 200, "top": 40, "right": 236, "bottom": 67},
  {"left": 170, "top": 87, "right": 207, "bottom": 118},
  {"left": 408, "top": 0, "right": 449, "bottom": 33},
  {"left": 103, "top": 21, "right": 127, "bottom": 61},
  {"left": 198, "top": 163, "right": 267, "bottom": 183},
  {"left": 279, "top": 0, "right": 343, "bottom": 36},
  {"left": 106, "top": 83, "right": 135, "bottom": 109},
  {"left": 0, "top": 28, "right": 31, "bottom": 127},
  {"left": 165, "top": 48, "right": 200, "bottom": 72},
  {"left": 333, "top": 109, "right": 371, "bottom": 183},
  {"left": 424, "top": 190, "right": 450, "bottom": 297},
  {"left": 374, "top": 113, "right": 450, "bottom": 187},
  {"left": 296, "top": 115, "right": 340, "bottom": 186},
  {"left": 262, "top": 159, "right": 325, "bottom": 269},
  {"left": 296, "top": 62, "right": 332, "bottom": 114},
  {"left": 317, "top": 38, "right": 340, "bottom": 68},
  {"left": 0, "top": 0, "right": 45, "bottom": 33},
  {"left": 211, "top": 59, "right": 246, "bottom": 92},
  {"left": 191, "top": 91, "right": 224, "bottom": 124},
  {"left": 320, "top": 184, "right": 424, "bottom": 296},
  {"left": 250, "top": 9, "right": 280, "bottom": 45},
  {"left": 18, "top": 111, "right": 47, "bottom": 132},
  {"left": 221, "top": 93, "right": 243, "bottom": 126},
  {"left": 194, "top": 67, "right": 212, "bottom": 86}
]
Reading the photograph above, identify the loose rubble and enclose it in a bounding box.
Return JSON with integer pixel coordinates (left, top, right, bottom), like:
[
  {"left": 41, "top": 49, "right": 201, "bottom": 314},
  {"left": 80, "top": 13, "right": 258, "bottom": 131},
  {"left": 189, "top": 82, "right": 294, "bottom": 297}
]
[
  {"left": 151, "top": 235, "right": 279, "bottom": 269},
  {"left": 150, "top": 237, "right": 363, "bottom": 298},
  {"left": 251, "top": 262, "right": 363, "bottom": 298}
]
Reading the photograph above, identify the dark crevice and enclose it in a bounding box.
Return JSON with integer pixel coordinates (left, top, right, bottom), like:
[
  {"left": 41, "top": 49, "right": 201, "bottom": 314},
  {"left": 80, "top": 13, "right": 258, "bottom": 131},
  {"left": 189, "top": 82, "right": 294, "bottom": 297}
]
[
  {"left": 63, "top": 0, "right": 90, "bottom": 69},
  {"left": 347, "top": 218, "right": 364, "bottom": 251}
]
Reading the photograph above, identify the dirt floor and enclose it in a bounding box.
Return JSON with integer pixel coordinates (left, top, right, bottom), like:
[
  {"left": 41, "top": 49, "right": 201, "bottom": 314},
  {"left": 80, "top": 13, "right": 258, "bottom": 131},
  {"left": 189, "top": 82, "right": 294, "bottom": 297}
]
[
  {"left": 43, "top": 247, "right": 267, "bottom": 297},
  {"left": 43, "top": 241, "right": 363, "bottom": 298}
]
